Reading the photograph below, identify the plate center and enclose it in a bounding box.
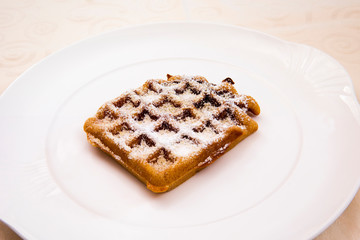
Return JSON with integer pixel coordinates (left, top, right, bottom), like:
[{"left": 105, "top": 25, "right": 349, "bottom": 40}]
[{"left": 47, "top": 58, "right": 301, "bottom": 227}]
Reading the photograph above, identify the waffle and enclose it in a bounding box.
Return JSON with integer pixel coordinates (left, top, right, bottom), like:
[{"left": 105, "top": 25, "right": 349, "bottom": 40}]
[{"left": 84, "top": 75, "right": 260, "bottom": 193}]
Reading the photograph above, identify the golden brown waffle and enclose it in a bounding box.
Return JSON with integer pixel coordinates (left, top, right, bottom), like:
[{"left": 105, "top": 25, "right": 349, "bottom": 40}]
[{"left": 84, "top": 74, "right": 260, "bottom": 193}]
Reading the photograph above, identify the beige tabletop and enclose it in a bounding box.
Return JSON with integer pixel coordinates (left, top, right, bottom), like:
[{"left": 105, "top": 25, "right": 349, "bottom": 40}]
[{"left": 0, "top": 0, "right": 359, "bottom": 239}]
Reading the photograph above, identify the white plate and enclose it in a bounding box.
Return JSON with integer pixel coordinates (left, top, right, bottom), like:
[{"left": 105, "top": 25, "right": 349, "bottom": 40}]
[{"left": 1, "top": 22, "right": 360, "bottom": 240}]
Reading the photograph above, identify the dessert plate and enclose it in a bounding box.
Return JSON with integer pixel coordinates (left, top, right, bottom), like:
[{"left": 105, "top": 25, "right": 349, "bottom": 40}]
[{"left": 0, "top": 22, "right": 359, "bottom": 240}]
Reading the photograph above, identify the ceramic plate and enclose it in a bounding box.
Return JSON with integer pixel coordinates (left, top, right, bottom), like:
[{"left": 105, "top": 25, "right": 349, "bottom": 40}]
[{"left": 1, "top": 22, "right": 360, "bottom": 240}]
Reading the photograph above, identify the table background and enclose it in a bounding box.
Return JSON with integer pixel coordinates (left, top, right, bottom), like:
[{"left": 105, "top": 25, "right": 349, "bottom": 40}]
[{"left": 0, "top": 0, "right": 359, "bottom": 239}]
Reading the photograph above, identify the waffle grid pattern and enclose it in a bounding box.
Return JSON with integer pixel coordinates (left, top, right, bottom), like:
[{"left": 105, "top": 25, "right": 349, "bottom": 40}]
[
  {"left": 92, "top": 75, "right": 258, "bottom": 167},
  {"left": 84, "top": 75, "right": 260, "bottom": 192}
]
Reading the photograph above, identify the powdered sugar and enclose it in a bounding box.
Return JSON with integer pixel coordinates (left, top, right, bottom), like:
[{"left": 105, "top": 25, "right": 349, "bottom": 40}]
[{"left": 92, "top": 75, "right": 255, "bottom": 166}]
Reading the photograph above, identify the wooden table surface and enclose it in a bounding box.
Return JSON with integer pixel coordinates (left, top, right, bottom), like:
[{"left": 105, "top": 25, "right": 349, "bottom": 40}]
[{"left": 0, "top": 0, "right": 359, "bottom": 239}]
